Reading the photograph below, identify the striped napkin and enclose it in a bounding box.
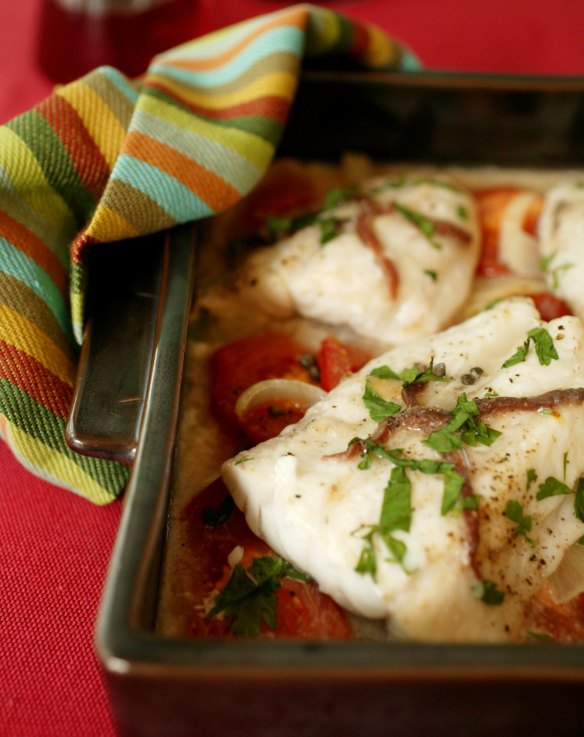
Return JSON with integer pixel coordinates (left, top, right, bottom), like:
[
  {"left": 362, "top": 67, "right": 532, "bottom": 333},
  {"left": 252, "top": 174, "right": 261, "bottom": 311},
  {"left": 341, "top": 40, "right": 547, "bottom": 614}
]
[{"left": 0, "top": 4, "right": 418, "bottom": 504}]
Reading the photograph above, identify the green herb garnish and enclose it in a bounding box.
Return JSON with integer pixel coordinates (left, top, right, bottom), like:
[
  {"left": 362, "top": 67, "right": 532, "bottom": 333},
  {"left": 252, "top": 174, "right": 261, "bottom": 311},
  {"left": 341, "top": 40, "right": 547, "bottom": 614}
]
[
  {"left": 473, "top": 579, "right": 505, "bottom": 606},
  {"left": 265, "top": 212, "right": 317, "bottom": 240},
  {"left": 209, "top": 556, "right": 310, "bottom": 637},
  {"left": 536, "top": 476, "right": 573, "bottom": 501},
  {"left": 503, "top": 500, "right": 534, "bottom": 546},
  {"left": 323, "top": 185, "right": 358, "bottom": 210},
  {"left": 502, "top": 327, "right": 558, "bottom": 369},
  {"left": 423, "top": 393, "right": 501, "bottom": 453},
  {"left": 539, "top": 251, "right": 574, "bottom": 290},
  {"left": 394, "top": 202, "right": 442, "bottom": 249},
  {"left": 369, "top": 358, "right": 449, "bottom": 388},
  {"left": 319, "top": 216, "right": 340, "bottom": 244},
  {"left": 563, "top": 451, "right": 570, "bottom": 480},
  {"left": 574, "top": 478, "right": 584, "bottom": 522},
  {"left": 350, "top": 440, "right": 467, "bottom": 574},
  {"left": 355, "top": 466, "right": 412, "bottom": 576},
  {"left": 362, "top": 381, "right": 402, "bottom": 422}
]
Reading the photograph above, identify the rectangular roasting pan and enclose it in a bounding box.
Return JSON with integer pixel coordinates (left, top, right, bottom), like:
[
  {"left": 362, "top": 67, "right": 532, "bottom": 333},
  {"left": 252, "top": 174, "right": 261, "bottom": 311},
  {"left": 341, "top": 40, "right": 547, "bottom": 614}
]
[{"left": 88, "top": 71, "right": 584, "bottom": 737}]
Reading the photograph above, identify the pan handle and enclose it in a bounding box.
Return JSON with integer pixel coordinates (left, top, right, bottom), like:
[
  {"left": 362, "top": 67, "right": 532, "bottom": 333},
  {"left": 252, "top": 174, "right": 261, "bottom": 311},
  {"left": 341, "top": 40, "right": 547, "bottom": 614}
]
[{"left": 66, "top": 225, "right": 197, "bottom": 465}]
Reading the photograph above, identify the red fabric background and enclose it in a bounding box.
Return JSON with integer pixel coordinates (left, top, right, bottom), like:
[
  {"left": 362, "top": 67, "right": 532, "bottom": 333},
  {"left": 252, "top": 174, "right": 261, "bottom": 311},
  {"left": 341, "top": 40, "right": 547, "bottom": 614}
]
[{"left": 1, "top": 1, "right": 584, "bottom": 735}]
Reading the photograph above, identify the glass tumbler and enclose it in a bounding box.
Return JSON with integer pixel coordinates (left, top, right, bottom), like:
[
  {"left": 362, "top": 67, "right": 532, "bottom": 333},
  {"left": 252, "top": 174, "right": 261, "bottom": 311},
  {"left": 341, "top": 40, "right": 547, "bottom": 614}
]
[{"left": 37, "top": 0, "right": 209, "bottom": 83}]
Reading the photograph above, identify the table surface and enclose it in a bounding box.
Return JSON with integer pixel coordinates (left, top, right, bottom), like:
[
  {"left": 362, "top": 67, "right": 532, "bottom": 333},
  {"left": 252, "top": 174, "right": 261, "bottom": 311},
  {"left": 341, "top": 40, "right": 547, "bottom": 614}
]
[{"left": 2, "top": 1, "right": 584, "bottom": 735}]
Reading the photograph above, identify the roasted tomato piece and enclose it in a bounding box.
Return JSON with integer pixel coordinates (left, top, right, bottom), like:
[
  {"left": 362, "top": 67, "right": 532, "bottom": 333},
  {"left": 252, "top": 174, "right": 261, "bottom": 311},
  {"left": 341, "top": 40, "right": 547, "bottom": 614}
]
[
  {"left": 210, "top": 333, "right": 316, "bottom": 433},
  {"left": 183, "top": 479, "right": 351, "bottom": 640},
  {"left": 474, "top": 187, "right": 543, "bottom": 277},
  {"left": 210, "top": 332, "right": 369, "bottom": 443},
  {"left": 236, "top": 400, "right": 309, "bottom": 446},
  {"left": 317, "top": 335, "right": 371, "bottom": 391},
  {"left": 529, "top": 292, "right": 573, "bottom": 321}
]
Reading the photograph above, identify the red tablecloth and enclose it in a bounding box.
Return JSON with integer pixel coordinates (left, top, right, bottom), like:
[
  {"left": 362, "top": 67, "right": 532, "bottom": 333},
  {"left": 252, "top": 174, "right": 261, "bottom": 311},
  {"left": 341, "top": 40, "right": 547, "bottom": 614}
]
[{"left": 2, "top": 2, "right": 584, "bottom": 735}]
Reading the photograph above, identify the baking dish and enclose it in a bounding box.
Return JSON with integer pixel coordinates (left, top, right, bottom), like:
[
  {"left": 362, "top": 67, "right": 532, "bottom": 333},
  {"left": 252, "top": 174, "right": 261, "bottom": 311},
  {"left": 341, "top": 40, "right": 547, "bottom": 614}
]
[{"left": 90, "top": 71, "right": 584, "bottom": 737}]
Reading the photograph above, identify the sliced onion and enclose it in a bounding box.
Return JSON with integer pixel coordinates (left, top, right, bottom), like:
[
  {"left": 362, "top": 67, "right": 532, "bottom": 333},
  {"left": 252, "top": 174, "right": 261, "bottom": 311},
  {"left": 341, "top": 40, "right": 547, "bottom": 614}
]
[
  {"left": 235, "top": 379, "right": 326, "bottom": 420},
  {"left": 227, "top": 545, "right": 244, "bottom": 568},
  {"left": 547, "top": 543, "right": 584, "bottom": 604}
]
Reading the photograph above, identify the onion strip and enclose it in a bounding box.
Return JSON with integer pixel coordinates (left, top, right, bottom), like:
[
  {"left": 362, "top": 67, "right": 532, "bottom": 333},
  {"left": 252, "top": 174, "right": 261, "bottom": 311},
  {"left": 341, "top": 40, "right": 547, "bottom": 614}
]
[
  {"left": 235, "top": 379, "right": 326, "bottom": 420},
  {"left": 547, "top": 543, "right": 584, "bottom": 604}
]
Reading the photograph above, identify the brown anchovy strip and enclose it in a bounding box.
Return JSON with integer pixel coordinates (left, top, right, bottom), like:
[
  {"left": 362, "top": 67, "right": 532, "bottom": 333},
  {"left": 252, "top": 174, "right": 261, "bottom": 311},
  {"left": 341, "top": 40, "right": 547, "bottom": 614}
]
[
  {"left": 368, "top": 387, "right": 584, "bottom": 447},
  {"left": 401, "top": 382, "right": 429, "bottom": 408},
  {"left": 431, "top": 219, "right": 473, "bottom": 244},
  {"left": 443, "top": 449, "right": 482, "bottom": 578},
  {"left": 475, "top": 388, "right": 584, "bottom": 417},
  {"left": 354, "top": 198, "right": 472, "bottom": 300},
  {"left": 327, "top": 386, "right": 584, "bottom": 577},
  {"left": 356, "top": 200, "right": 400, "bottom": 299}
]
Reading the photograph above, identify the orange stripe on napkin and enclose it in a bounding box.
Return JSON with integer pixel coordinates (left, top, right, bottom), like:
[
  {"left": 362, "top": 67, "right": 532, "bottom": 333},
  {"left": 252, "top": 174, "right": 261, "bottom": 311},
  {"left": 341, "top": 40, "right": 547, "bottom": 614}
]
[
  {"left": 0, "top": 211, "right": 68, "bottom": 296},
  {"left": 0, "top": 339, "right": 72, "bottom": 418},
  {"left": 124, "top": 132, "right": 242, "bottom": 209}
]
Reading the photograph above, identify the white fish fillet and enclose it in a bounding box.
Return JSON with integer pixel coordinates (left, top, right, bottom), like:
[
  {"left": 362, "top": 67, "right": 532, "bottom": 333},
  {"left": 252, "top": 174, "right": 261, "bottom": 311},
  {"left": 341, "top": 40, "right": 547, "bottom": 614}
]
[
  {"left": 222, "top": 298, "right": 584, "bottom": 642},
  {"left": 235, "top": 177, "right": 480, "bottom": 347}
]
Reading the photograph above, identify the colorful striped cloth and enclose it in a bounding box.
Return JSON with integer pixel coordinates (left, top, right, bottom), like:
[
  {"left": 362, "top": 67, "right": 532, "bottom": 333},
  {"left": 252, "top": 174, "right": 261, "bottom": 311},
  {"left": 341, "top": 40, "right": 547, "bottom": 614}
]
[{"left": 0, "top": 4, "right": 418, "bottom": 504}]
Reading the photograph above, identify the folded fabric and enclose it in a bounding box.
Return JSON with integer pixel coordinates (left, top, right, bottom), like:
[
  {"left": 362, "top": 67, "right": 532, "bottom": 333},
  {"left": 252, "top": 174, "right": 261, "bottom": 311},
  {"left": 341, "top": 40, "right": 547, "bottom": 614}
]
[{"left": 0, "top": 4, "right": 419, "bottom": 504}]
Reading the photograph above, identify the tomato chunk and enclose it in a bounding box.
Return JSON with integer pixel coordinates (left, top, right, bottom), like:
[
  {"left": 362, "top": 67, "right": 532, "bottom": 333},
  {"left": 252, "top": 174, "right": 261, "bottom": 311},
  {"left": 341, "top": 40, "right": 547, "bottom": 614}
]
[
  {"left": 210, "top": 332, "right": 370, "bottom": 443},
  {"left": 210, "top": 333, "right": 316, "bottom": 433},
  {"left": 529, "top": 292, "right": 573, "bottom": 321},
  {"left": 183, "top": 479, "right": 351, "bottom": 640},
  {"left": 237, "top": 400, "right": 308, "bottom": 446},
  {"left": 317, "top": 335, "right": 371, "bottom": 391},
  {"left": 474, "top": 187, "right": 543, "bottom": 277}
]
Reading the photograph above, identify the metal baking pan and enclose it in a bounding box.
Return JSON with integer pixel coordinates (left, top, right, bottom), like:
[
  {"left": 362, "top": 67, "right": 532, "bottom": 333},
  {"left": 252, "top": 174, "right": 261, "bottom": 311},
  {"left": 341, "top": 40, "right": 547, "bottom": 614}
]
[{"left": 91, "top": 72, "right": 584, "bottom": 737}]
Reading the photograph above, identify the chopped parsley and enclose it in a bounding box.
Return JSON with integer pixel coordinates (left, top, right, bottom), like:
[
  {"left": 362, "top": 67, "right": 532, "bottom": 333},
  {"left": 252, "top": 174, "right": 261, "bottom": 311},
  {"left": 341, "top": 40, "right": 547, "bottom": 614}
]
[
  {"left": 423, "top": 393, "right": 501, "bottom": 452},
  {"left": 536, "top": 471, "right": 584, "bottom": 527},
  {"left": 265, "top": 212, "right": 316, "bottom": 240},
  {"left": 502, "top": 327, "right": 558, "bottom": 368},
  {"left": 439, "top": 469, "right": 468, "bottom": 515},
  {"left": 574, "top": 478, "right": 584, "bottom": 522},
  {"left": 539, "top": 251, "right": 574, "bottom": 290},
  {"left": 369, "top": 358, "right": 449, "bottom": 388},
  {"left": 535, "top": 476, "right": 573, "bottom": 501},
  {"left": 323, "top": 185, "right": 359, "bottom": 210},
  {"left": 362, "top": 381, "right": 402, "bottom": 422},
  {"left": 209, "top": 556, "right": 310, "bottom": 637},
  {"left": 503, "top": 500, "right": 535, "bottom": 546},
  {"left": 350, "top": 440, "right": 468, "bottom": 576},
  {"left": 473, "top": 579, "right": 505, "bottom": 605},
  {"left": 265, "top": 208, "right": 342, "bottom": 246},
  {"left": 526, "top": 468, "right": 538, "bottom": 490},
  {"left": 424, "top": 269, "right": 438, "bottom": 281},
  {"left": 319, "top": 216, "right": 340, "bottom": 244},
  {"left": 355, "top": 466, "right": 412, "bottom": 576},
  {"left": 394, "top": 202, "right": 442, "bottom": 250},
  {"left": 351, "top": 437, "right": 403, "bottom": 470}
]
